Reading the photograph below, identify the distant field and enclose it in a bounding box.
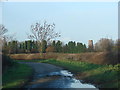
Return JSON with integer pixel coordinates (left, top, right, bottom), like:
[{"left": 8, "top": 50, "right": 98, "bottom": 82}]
[
  {"left": 10, "top": 52, "right": 118, "bottom": 65},
  {"left": 15, "top": 59, "right": 120, "bottom": 88}
]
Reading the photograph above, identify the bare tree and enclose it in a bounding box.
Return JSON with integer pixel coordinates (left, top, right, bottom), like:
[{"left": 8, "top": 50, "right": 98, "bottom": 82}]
[
  {"left": 0, "top": 25, "right": 16, "bottom": 54},
  {"left": 0, "top": 25, "right": 8, "bottom": 37},
  {"left": 28, "top": 21, "right": 60, "bottom": 53},
  {"left": 95, "top": 38, "right": 114, "bottom": 52},
  {"left": 0, "top": 25, "right": 8, "bottom": 52}
]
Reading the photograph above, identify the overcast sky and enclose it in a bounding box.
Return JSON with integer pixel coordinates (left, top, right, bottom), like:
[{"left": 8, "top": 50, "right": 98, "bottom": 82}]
[{"left": 1, "top": 2, "right": 118, "bottom": 45}]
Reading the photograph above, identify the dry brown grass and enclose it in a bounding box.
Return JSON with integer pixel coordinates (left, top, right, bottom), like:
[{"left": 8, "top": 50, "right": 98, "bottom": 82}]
[{"left": 9, "top": 52, "right": 118, "bottom": 64}]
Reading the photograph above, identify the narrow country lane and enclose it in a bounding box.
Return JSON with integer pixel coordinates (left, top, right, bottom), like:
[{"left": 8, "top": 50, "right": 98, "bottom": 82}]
[{"left": 19, "top": 62, "right": 98, "bottom": 89}]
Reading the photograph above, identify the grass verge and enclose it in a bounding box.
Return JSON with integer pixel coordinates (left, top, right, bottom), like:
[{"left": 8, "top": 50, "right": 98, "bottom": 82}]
[
  {"left": 14, "top": 59, "right": 120, "bottom": 88},
  {"left": 2, "top": 62, "right": 33, "bottom": 88}
]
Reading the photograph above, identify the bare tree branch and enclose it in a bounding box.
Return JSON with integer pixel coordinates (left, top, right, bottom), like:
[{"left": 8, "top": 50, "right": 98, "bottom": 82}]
[
  {"left": 28, "top": 21, "right": 60, "bottom": 43},
  {"left": 0, "top": 24, "right": 8, "bottom": 37}
]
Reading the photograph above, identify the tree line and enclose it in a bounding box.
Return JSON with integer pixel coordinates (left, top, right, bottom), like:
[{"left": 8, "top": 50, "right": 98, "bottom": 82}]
[
  {"left": 0, "top": 21, "right": 119, "bottom": 55},
  {"left": 2, "top": 38, "right": 119, "bottom": 54},
  {"left": 2, "top": 40, "right": 87, "bottom": 54}
]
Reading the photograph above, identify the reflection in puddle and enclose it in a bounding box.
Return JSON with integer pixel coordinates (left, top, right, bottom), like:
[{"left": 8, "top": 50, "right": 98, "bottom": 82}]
[
  {"left": 25, "top": 70, "right": 98, "bottom": 89},
  {"left": 49, "top": 70, "right": 73, "bottom": 77}
]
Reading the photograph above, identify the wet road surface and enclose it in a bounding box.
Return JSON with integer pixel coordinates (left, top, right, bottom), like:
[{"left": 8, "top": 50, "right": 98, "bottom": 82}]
[{"left": 19, "top": 62, "right": 98, "bottom": 89}]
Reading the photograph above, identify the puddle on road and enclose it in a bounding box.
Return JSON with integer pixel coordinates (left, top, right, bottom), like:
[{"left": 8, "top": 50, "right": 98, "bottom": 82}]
[{"left": 25, "top": 70, "right": 98, "bottom": 89}]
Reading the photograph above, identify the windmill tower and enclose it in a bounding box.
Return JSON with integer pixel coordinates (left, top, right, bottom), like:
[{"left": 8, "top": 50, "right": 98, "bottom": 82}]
[{"left": 88, "top": 40, "right": 93, "bottom": 51}]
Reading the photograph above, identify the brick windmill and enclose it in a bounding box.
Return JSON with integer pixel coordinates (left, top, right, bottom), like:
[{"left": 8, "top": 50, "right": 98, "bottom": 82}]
[{"left": 88, "top": 40, "right": 94, "bottom": 51}]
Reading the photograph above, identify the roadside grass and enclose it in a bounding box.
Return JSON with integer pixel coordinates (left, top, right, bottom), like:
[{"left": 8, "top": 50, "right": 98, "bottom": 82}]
[
  {"left": 14, "top": 59, "right": 120, "bottom": 88},
  {"left": 2, "top": 62, "right": 33, "bottom": 88},
  {"left": 42, "top": 59, "right": 120, "bottom": 88}
]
